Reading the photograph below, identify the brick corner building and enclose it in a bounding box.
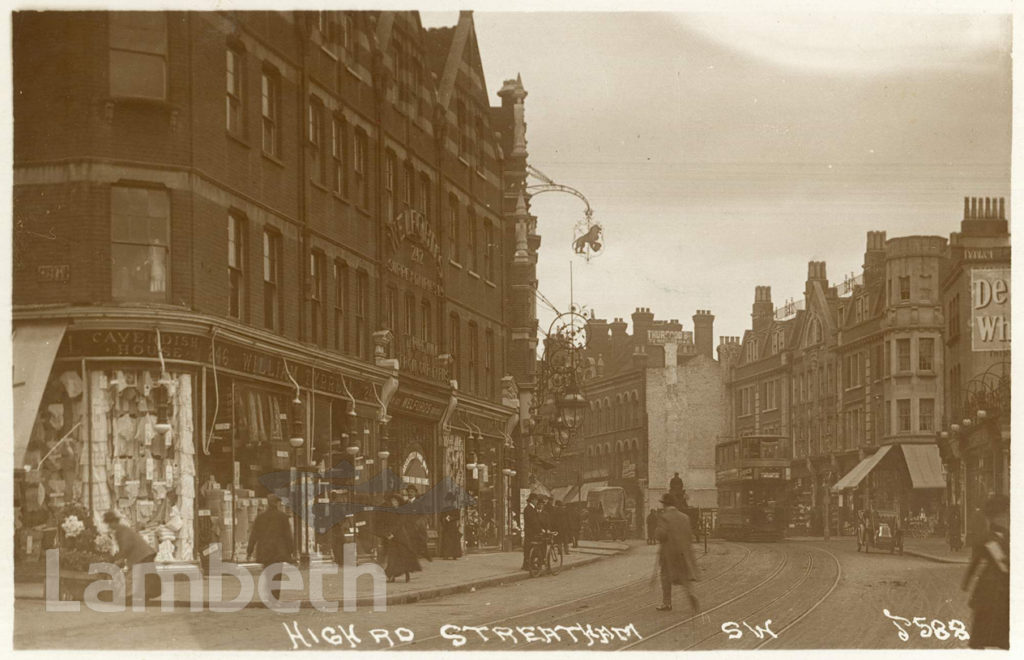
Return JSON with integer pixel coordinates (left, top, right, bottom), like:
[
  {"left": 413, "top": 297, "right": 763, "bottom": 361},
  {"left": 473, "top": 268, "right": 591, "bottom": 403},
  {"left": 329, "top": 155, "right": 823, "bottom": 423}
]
[{"left": 12, "top": 10, "right": 543, "bottom": 563}]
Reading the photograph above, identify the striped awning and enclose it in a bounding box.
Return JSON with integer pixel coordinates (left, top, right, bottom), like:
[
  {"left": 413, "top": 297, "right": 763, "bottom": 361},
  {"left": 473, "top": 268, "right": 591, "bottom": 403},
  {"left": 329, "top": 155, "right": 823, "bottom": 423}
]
[
  {"left": 831, "top": 445, "right": 892, "bottom": 492},
  {"left": 901, "top": 444, "right": 945, "bottom": 489}
]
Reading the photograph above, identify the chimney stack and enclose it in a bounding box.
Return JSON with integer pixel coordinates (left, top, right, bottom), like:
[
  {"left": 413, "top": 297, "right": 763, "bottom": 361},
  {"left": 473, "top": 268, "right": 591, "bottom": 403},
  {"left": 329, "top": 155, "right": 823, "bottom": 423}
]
[
  {"left": 863, "top": 230, "right": 887, "bottom": 286},
  {"left": 961, "top": 196, "right": 1009, "bottom": 237},
  {"left": 752, "top": 286, "right": 773, "bottom": 332},
  {"left": 631, "top": 307, "right": 655, "bottom": 344},
  {"left": 692, "top": 309, "right": 715, "bottom": 360},
  {"left": 805, "top": 261, "right": 827, "bottom": 298},
  {"left": 586, "top": 316, "right": 609, "bottom": 358},
  {"left": 609, "top": 317, "right": 628, "bottom": 339}
]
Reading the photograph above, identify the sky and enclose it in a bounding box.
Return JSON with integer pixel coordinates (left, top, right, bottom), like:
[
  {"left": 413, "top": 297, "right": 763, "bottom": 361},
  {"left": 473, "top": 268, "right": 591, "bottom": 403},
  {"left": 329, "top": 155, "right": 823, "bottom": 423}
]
[{"left": 421, "top": 10, "right": 1012, "bottom": 343}]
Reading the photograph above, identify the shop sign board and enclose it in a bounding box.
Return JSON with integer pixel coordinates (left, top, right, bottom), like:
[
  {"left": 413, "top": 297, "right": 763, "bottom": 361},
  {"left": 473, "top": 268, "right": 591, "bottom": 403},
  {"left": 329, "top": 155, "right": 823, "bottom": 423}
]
[
  {"left": 972, "top": 268, "right": 1010, "bottom": 351},
  {"left": 397, "top": 335, "right": 449, "bottom": 383},
  {"left": 56, "top": 329, "right": 375, "bottom": 395},
  {"left": 647, "top": 329, "right": 684, "bottom": 345},
  {"left": 391, "top": 393, "right": 445, "bottom": 419}
]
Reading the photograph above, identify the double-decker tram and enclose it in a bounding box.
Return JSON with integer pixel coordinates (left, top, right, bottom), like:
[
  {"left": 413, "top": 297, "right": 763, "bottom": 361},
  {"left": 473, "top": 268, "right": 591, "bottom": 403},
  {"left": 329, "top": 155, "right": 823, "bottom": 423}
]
[{"left": 715, "top": 435, "right": 790, "bottom": 541}]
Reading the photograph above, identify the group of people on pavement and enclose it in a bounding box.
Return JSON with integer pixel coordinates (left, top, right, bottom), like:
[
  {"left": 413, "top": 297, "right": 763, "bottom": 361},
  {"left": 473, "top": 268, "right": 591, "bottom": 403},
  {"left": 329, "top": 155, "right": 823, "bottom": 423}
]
[
  {"left": 520, "top": 493, "right": 580, "bottom": 569},
  {"left": 243, "top": 484, "right": 458, "bottom": 602}
]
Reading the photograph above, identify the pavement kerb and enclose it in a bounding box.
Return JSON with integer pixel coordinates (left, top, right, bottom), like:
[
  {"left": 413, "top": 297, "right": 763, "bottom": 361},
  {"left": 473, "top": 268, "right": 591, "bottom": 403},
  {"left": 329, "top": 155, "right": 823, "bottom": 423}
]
[
  {"left": 17, "top": 547, "right": 622, "bottom": 610},
  {"left": 901, "top": 549, "right": 969, "bottom": 565}
]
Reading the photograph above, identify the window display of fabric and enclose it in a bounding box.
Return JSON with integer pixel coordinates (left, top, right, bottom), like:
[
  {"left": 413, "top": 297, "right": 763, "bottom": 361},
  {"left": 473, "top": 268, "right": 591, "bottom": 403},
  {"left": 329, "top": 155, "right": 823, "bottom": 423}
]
[{"left": 88, "top": 371, "right": 112, "bottom": 515}]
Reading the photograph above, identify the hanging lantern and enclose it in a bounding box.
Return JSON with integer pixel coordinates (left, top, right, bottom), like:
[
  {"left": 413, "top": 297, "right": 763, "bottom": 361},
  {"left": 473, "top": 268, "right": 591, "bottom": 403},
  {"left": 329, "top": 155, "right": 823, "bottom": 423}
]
[
  {"left": 289, "top": 396, "right": 304, "bottom": 449},
  {"left": 558, "top": 385, "right": 587, "bottom": 431},
  {"left": 153, "top": 385, "right": 172, "bottom": 436}
]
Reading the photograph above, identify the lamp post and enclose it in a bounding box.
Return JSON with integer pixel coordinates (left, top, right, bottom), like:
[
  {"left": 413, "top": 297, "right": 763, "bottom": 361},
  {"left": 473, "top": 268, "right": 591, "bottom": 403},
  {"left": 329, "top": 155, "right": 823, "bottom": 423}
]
[{"left": 288, "top": 395, "right": 305, "bottom": 563}]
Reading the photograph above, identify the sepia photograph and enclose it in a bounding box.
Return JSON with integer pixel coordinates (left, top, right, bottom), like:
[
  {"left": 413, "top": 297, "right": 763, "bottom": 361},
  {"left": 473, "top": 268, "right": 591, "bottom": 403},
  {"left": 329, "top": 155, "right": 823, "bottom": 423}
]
[{"left": 7, "top": 3, "right": 1013, "bottom": 653}]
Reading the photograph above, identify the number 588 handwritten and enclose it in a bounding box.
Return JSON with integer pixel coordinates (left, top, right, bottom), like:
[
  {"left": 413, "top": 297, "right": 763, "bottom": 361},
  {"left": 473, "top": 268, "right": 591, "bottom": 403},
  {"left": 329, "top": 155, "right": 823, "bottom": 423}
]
[{"left": 883, "top": 609, "right": 970, "bottom": 642}]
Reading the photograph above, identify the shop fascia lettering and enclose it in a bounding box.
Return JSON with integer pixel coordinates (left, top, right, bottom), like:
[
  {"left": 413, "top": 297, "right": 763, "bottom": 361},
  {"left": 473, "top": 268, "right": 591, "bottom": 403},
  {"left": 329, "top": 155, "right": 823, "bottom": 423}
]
[
  {"left": 972, "top": 268, "right": 1010, "bottom": 351},
  {"left": 59, "top": 329, "right": 379, "bottom": 395}
]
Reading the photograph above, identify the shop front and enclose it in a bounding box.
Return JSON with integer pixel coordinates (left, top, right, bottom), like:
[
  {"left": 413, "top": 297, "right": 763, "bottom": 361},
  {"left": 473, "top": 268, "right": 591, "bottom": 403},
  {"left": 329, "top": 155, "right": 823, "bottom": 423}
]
[
  {"left": 831, "top": 443, "right": 946, "bottom": 536},
  {"left": 13, "top": 315, "right": 392, "bottom": 566}
]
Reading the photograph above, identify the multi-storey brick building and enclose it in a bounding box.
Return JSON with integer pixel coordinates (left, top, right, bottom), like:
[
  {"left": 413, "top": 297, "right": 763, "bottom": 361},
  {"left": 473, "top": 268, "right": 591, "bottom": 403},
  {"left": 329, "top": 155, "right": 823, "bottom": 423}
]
[
  {"left": 540, "top": 307, "right": 729, "bottom": 537},
  {"left": 937, "top": 197, "right": 1010, "bottom": 542},
  {"left": 727, "top": 227, "right": 953, "bottom": 537},
  {"left": 12, "top": 10, "right": 536, "bottom": 562}
]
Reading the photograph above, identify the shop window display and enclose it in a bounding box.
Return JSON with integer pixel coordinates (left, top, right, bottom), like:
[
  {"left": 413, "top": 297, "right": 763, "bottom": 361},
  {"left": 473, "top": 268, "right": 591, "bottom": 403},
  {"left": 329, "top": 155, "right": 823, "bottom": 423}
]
[
  {"left": 17, "top": 368, "right": 196, "bottom": 563},
  {"left": 199, "top": 382, "right": 314, "bottom": 562}
]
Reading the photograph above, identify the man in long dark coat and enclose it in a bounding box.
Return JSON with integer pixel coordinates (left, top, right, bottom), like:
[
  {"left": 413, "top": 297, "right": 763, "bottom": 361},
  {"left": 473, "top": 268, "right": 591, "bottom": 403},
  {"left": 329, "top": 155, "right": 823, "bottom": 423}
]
[
  {"left": 247, "top": 495, "right": 295, "bottom": 602},
  {"left": 655, "top": 492, "right": 700, "bottom": 612},
  {"left": 961, "top": 494, "right": 1009, "bottom": 649},
  {"left": 521, "top": 493, "right": 542, "bottom": 569},
  {"left": 646, "top": 509, "right": 659, "bottom": 545}
]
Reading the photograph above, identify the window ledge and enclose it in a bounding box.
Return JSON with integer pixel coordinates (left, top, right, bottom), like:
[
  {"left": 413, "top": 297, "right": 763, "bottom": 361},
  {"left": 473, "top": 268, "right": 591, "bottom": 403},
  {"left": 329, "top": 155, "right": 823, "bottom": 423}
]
[
  {"left": 227, "top": 130, "right": 250, "bottom": 149},
  {"left": 467, "top": 270, "right": 481, "bottom": 280},
  {"left": 261, "top": 150, "right": 285, "bottom": 168},
  {"left": 107, "top": 95, "right": 176, "bottom": 111},
  {"left": 484, "top": 279, "right": 496, "bottom": 288},
  {"left": 458, "top": 156, "right": 470, "bottom": 167},
  {"left": 475, "top": 168, "right": 487, "bottom": 180},
  {"left": 311, "top": 180, "right": 329, "bottom": 193},
  {"left": 355, "top": 206, "right": 371, "bottom": 218},
  {"left": 449, "top": 259, "right": 463, "bottom": 269}
]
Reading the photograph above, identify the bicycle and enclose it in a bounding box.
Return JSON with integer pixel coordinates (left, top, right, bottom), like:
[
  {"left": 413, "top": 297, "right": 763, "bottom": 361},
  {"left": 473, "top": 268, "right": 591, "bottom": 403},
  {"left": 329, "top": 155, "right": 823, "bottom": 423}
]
[{"left": 527, "top": 530, "right": 562, "bottom": 577}]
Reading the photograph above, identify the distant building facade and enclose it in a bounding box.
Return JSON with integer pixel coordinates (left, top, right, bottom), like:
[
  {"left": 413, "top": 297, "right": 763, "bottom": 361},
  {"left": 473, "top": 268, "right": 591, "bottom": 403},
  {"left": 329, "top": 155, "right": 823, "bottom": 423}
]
[
  {"left": 541, "top": 307, "right": 728, "bottom": 537},
  {"left": 727, "top": 233, "right": 952, "bottom": 536}
]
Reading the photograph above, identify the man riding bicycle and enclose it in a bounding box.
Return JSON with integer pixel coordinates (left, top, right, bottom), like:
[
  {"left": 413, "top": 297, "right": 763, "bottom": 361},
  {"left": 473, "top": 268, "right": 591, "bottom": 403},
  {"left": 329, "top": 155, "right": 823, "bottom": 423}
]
[{"left": 522, "top": 493, "right": 558, "bottom": 571}]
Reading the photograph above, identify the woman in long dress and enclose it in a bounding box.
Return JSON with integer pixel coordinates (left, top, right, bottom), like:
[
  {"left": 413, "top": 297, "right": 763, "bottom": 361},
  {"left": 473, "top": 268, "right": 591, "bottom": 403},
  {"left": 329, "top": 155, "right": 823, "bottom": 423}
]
[
  {"left": 439, "top": 492, "right": 462, "bottom": 559},
  {"left": 377, "top": 494, "right": 422, "bottom": 583}
]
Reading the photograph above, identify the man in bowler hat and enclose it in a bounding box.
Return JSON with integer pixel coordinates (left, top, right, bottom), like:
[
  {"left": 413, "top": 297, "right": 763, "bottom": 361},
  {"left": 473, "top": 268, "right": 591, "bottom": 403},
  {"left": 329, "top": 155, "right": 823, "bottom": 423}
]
[{"left": 655, "top": 492, "right": 700, "bottom": 612}]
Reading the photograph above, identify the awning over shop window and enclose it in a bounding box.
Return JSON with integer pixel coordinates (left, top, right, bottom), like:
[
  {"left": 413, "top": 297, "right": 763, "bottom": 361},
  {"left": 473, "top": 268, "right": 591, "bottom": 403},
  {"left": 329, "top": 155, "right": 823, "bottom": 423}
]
[
  {"left": 578, "top": 481, "right": 608, "bottom": 503},
  {"left": 563, "top": 485, "right": 581, "bottom": 503},
  {"left": 12, "top": 322, "right": 67, "bottom": 468},
  {"left": 901, "top": 444, "right": 945, "bottom": 489},
  {"left": 550, "top": 486, "right": 572, "bottom": 503},
  {"left": 831, "top": 445, "right": 892, "bottom": 492}
]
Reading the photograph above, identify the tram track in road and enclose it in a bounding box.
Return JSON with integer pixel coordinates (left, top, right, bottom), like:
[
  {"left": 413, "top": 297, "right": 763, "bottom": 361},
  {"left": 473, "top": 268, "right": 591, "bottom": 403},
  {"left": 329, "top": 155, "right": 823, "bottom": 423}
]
[
  {"left": 620, "top": 543, "right": 842, "bottom": 651},
  {"left": 752, "top": 544, "right": 843, "bottom": 649},
  {"left": 617, "top": 543, "right": 793, "bottom": 651},
  {"left": 401, "top": 541, "right": 756, "bottom": 650}
]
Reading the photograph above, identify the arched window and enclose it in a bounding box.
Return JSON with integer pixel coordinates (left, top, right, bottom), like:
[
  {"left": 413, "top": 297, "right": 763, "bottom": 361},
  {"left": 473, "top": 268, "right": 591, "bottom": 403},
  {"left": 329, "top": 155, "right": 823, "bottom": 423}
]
[{"left": 807, "top": 317, "right": 823, "bottom": 346}]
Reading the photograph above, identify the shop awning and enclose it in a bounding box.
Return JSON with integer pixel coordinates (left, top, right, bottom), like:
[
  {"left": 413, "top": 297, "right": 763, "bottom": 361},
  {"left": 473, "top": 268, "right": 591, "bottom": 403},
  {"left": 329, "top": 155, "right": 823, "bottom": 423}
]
[
  {"left": 550, "top": 486, "right": 572, "bottom": 503},
  {"left": 831, "top": 445, "right": 892, "bottom": 492},
  {"left": 12, "top": 322, "right": 67, "bottom": 468},
  {"left": 578, "top": 481, "right": 608, "bottom": 503},
  {"left": 901, "top": 444, "right": 945, "bottom": 489},
  {"left": 563, "top": 485, "right": 581, "bottom": 503}
]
